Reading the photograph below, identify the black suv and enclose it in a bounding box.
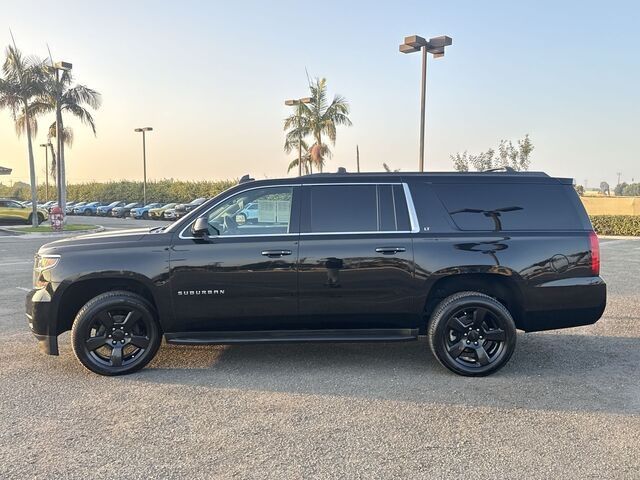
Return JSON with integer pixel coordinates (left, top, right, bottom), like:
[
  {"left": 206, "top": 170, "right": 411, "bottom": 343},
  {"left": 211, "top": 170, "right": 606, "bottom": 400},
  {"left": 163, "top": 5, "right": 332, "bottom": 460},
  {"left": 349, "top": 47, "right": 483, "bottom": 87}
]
[{"left": 26, "top": 172, "right": 606, "bottom": 376}]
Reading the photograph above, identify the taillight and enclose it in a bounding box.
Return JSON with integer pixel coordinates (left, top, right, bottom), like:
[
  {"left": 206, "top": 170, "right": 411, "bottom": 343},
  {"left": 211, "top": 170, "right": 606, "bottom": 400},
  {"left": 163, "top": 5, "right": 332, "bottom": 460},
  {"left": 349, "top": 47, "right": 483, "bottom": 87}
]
[{"left": 589, "top": 231, "right": 600, "bottom": 276}]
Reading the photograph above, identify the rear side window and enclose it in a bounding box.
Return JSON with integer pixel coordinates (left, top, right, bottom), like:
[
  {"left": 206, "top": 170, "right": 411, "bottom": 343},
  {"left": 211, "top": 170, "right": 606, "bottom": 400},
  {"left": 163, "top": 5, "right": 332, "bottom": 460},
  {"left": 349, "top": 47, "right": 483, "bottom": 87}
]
[
  {"left": 305, "top": 184, "right": 410, "bottom": 233},
  {"left": 433, "top": 183, "right": 584, "bottom": 231}
]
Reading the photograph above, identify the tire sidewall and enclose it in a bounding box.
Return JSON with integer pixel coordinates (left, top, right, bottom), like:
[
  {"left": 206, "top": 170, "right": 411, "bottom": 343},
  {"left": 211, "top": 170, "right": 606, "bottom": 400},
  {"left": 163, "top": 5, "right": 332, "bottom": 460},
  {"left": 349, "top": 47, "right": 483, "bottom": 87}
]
[
  {"left": 429, "top": 293, "right": 517, "bottom": 376},
  {"left": 71, "top": 292, "right": 161, "bottom": 376}
]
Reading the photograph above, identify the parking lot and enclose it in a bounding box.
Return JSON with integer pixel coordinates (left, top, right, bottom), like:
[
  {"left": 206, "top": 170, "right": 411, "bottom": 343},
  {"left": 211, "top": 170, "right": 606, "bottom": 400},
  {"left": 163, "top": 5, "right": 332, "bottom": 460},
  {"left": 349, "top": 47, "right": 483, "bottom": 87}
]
[{"left": 0, "top": 233, "right": 638, "bottom": 479}]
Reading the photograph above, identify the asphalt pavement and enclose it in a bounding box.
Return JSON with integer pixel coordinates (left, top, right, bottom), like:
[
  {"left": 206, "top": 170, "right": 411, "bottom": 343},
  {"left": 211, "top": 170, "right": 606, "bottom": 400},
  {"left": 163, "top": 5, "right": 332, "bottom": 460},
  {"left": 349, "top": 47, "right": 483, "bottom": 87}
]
[{"left": 0, "top": 229, "right": 638, "bottom": 479}]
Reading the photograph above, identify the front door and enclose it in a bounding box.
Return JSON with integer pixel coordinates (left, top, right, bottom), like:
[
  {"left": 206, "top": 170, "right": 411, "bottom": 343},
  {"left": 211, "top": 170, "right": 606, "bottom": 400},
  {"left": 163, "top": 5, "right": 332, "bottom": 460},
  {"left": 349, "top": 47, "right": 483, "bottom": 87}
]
[
  {"left": 168, "top": 185, "right": 300, "bottom": 333},
  {"left": 297, "top": 183, "right": 417, "bottom": 330}
]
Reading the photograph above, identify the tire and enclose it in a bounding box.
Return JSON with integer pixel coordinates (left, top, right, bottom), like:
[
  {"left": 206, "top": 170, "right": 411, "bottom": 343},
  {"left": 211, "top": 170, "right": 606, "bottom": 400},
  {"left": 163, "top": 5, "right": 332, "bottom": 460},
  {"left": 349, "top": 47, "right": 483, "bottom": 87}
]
[
  {"left": 71, "top": 291, "right": 162, "bottom": 376},
  {"left": 427, "top": 291, "right": 516, "bottom": 377},
  {"left": 27, "top": 213, "right": 44, "bottom": 226},
  {"left": 142, "top": 212, "right": 149, "bottom": 220},
  {"left": 84, "top": 209, "right": 92, "bottom": 216}
]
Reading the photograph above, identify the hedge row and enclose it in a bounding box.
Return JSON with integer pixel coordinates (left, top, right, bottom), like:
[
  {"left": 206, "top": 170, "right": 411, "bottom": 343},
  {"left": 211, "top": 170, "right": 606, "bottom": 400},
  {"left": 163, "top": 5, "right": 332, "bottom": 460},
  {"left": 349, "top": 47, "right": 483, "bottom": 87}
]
[
  {"left": 0, "top": 179, "right": 238, "bottom": 204},
  {"left": 590, "top": 215, "right": 640, "bottom": 236}
]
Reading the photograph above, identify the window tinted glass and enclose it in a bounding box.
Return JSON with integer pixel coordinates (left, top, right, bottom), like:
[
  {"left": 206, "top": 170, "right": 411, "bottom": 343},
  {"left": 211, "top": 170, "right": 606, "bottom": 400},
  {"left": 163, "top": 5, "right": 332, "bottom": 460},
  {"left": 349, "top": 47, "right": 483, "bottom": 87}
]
[
  {"left": 377, "top": 185, "right": 396, "bottom": 231},
  {"left": 433, "top": 183, "right": 583, "bottom": 231},
  {"left": 206, "top": 186, "right": 293, "bottom": 236},
  {"left": 393, "top": 185, "right": 411, "bottom": 231},
  {"left": 309, "top": 185, "right": 377, "bottom": 232}
]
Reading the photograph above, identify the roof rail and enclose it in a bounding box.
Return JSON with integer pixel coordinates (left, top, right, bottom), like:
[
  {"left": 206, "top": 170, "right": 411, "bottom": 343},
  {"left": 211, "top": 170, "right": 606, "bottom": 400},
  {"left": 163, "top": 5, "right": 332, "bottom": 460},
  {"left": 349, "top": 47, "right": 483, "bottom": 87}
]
[{"left": 482, "top": 166, "right": 516, "bottom": 173}]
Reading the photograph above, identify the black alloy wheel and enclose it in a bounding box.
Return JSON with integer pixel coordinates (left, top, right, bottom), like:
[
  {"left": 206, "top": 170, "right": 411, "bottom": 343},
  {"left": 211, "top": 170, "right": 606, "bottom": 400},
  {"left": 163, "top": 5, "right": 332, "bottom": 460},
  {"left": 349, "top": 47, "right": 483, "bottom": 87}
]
[
  {"left": 71, "top": 291, "right": 161, "bottom": 375},
  {"left": 428, "top": 291, "right": 516, "bottom": 376}
]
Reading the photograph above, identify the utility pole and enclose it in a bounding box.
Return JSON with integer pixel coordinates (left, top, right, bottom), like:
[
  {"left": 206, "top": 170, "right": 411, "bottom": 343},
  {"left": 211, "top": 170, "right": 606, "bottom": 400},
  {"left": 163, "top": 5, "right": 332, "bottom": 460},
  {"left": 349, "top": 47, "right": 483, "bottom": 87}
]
[
  {"left": 616, "top": 172, "right": 622, "bottom": 186},
  {"left": 134, "top": 127, "right": 153, "bottom": 205},
  {"left": 356, "top": 145, "right": 360, "bottom": 172},
  {"left": 40, "top": 144, "right": 50, "bottom": 201}
]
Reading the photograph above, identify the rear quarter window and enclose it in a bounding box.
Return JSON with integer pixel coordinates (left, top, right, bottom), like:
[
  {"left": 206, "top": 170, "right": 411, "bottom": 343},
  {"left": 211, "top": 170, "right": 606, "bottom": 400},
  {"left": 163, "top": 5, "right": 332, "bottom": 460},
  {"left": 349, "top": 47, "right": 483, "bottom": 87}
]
[{"left": 433, "top": 183, "right": 584, "bottom": 231}]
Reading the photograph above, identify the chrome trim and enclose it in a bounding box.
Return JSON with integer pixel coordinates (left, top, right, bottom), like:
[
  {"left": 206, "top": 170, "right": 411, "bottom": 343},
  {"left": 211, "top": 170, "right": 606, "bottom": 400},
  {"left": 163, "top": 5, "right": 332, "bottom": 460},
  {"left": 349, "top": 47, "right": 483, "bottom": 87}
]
[
  {"left": 178, "top": 184, "right": 300, "bottom": 240},
  {"left": 178, "top": 181, "right": 419, "bottom": 240},
  {"left": 402, "top": 183, "right": 420, "bottom": 233}
]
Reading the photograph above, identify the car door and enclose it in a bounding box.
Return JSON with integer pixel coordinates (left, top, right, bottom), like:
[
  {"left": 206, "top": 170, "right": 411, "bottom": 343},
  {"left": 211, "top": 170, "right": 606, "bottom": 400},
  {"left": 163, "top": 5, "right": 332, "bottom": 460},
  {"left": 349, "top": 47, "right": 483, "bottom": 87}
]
[
  {"left": 168, "top": 184, "right": 301, "bottom": 333},
  {"left": 297, "top": 183, "right": 418, "bottom": 331}
]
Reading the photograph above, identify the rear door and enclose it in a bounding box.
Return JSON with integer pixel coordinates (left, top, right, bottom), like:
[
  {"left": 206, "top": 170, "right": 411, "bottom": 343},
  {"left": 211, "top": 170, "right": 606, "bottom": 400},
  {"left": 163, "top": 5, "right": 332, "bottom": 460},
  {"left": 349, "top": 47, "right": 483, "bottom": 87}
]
[{"left": 297, "top": 183, "right": 418, "bottom": 330}]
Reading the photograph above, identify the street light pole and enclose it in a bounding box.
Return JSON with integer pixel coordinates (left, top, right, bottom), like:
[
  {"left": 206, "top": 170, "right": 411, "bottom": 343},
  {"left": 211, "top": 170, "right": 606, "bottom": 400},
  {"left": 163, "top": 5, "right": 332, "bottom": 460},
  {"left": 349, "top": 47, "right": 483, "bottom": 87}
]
[
  {"left": 40, "top": 143, "right": 50, "bottom": 202},
  {"left": 48, "top": 61, "right": 72, "bottom": 217},
  {"left": 399, "top": 35, "right": 452, "bottom": 171},
  {"left": 285, "top": 97, "right": 312, "bottom": 176},
  {"left": 134, "top": 127, "right": 153, "bottom": 205}
]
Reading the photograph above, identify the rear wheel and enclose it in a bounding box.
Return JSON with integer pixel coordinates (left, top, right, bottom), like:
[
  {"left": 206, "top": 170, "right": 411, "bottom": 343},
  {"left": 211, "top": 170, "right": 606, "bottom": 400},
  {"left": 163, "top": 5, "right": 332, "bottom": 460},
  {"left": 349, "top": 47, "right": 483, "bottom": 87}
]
[
  {"left": 71, "top": 291, "right": 161, "bottom": 376},
  {"left": 427, "top": 291, "right": 516, "bottom": 376},
  {"left": 142, "top": 211, "right": 149, "bottom": 220},
  {"left": 84, "top": 209, "right": 92, "bottom": 216}
]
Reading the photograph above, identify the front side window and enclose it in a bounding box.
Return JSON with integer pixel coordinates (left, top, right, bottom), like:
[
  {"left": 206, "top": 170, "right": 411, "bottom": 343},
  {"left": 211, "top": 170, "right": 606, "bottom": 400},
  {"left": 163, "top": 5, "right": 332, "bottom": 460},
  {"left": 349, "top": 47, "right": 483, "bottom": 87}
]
[{"left": 204, "top": 186, "right": 293, "bottom": 236}]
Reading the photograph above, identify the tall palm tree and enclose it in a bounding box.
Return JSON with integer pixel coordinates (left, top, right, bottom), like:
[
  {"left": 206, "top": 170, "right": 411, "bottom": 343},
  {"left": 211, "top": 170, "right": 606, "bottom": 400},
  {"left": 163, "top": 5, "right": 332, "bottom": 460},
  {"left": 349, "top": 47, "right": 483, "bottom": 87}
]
[
  {"left": 284, "top": 78, "right": 351, "bottom": 174},
  {"left": 0, "top": 44, "right": 45, "bottom": 226},
  {"left": 27, "top": 67, "right": 101, "bottom": 208}
]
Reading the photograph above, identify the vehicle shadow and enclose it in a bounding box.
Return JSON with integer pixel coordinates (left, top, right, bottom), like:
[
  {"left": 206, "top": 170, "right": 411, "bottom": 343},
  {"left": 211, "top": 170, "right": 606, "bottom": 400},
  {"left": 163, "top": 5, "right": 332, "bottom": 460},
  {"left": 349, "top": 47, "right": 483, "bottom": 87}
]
[{"left": 132, "top": 331, "right": 640, "bottom": 415}]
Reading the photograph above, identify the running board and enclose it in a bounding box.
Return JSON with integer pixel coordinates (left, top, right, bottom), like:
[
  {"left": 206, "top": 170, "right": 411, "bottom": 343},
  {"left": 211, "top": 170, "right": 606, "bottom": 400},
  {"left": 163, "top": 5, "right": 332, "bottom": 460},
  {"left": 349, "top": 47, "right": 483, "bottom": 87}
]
[{"left": 165, "top": 328, "right": 419, "bottom": 345}]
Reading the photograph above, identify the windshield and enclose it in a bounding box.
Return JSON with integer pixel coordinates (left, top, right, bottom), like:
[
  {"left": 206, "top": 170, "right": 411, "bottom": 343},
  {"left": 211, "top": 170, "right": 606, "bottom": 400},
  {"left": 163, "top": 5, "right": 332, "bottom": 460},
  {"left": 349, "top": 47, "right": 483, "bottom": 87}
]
[
  {"left": 161, "top": 203, "right": 176, "bottom": 209},
  {"left": 124, "top": 203, "right": 138, "bottom": 208},
  {"left": 87, "top": 202, "right": 99, "bottom": 206},
  {"left": 108, "top": 201, "right": 120, "bottom": 207}
]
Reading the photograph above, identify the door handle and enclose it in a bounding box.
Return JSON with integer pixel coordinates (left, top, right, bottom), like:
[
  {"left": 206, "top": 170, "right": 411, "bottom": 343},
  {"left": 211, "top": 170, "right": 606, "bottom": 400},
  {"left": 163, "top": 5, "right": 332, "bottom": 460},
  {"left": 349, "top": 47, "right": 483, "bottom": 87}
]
[
  {"left": 261, "top": 249, "right": 292, "bottom": 258},
  {"left": 375, "top": 247, "right": 406, "bottom": 255}
]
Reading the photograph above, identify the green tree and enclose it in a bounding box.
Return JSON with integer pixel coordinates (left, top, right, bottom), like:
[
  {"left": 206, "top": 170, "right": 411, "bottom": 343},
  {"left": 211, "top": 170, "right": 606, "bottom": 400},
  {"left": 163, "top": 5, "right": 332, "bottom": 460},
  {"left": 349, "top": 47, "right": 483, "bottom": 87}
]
[
  {"left": 284, "top": 78, "right": 351, "bottom": 173},
  {"left": 451, "top": 135, "right": 534, "bottom": 172},
  {"left": 614, "top": 182, "right": 627, "bottom": 196},
  {"left": 0, "top": 43, "right": 46, "bottom": 226},
  {"left": 27, "top": 64, "right": 101, "bottom": 209}
]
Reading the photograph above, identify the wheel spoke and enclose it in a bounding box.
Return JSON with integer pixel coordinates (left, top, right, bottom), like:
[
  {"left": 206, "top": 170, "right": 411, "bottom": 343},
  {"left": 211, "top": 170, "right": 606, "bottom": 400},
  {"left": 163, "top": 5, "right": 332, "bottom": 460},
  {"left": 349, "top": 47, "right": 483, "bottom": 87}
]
[
  {"left": 85, "top": 335, "right": 107, "bottom": 351},
  {"left": 472, "top": 308, "right": 488, "bottom": 328},
  {"left": 448, "top": 316, "right": 468, "bottom": 332},
  {"left": 447, "top": 340, "right": 467, "bottom": 359},
  {"left": 121, "top": 310, "right": 142, "bottom": 330},
  {"left": 484, "top": 328, "right": 505, "bottom": 342},
  {"left": 96, "top": 311, "right": 114, "bottom": 330},
  {"left": 474, "top": 345, "right": 491, "bottom": 366},
  {"left": 111, "top": 345, "right": 123, "bottom": 367},
  {"left": 129, "top": 335, "right": 150, "bottom": 350}
]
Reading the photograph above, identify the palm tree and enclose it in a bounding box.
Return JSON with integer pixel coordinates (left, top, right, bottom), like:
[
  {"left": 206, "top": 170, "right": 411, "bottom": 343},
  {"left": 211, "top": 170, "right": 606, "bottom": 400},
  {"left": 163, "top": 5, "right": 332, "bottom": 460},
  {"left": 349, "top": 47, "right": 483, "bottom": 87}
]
[
  {"left": 27, "top": 67, "right": 101, "bottom": 207},
  {"left": 45, "top": 122, "right": 73, "bottom": 180},
  {"left": 0, "top": 44, "right": 46, "bottom": 226},
  {"left": 284, "top": 78, "right": 351, "bottom": 174}
]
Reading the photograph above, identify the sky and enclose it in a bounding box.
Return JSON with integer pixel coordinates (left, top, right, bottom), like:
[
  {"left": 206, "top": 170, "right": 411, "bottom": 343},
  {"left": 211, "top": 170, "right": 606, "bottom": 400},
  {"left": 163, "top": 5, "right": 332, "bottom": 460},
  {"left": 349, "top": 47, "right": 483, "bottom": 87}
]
[{"left": 1, "top": 0, "right": 639, "bottom": 189}]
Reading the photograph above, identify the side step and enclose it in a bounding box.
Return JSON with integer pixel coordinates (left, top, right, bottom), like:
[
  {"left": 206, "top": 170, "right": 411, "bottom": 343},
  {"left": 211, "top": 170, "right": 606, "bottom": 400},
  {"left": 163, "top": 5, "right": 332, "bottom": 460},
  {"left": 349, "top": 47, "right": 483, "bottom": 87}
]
[{"left": 165, "top": 328, "right": 419, "bottom": 345}]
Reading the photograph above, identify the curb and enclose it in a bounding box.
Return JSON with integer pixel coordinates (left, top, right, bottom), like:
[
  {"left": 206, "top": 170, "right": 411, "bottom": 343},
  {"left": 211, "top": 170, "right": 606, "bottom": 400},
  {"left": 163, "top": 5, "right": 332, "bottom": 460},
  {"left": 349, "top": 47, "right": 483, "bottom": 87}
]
[
  {"left": 598, "top": 235, "right": 640, "bottom": 240},
  {"left": 0, "top": 226, "right": 104, "bottom": 237}
]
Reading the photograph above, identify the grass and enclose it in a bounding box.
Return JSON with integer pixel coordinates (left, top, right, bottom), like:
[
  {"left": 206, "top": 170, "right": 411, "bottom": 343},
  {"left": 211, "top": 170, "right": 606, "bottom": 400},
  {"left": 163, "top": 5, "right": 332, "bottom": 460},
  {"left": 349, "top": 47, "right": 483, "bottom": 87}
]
[{"left": 11, "top": 224, "right": 97, "bottom": 233}]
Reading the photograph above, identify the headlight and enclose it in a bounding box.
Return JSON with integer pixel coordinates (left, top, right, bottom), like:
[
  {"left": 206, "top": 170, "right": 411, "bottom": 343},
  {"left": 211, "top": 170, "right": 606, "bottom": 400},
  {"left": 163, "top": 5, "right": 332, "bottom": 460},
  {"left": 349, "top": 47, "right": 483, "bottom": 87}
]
[{"left": 33, "top": 254, "right": 60, "bottom": 289}]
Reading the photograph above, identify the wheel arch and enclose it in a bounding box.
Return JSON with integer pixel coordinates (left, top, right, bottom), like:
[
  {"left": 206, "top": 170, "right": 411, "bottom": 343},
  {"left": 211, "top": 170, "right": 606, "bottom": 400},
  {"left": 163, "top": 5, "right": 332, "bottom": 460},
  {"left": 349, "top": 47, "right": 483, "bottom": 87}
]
[
  {"left": 55, "top": 274, "right": 162, "bottom": 336},
  {"left": 423, "top": 270, "right": 525, "bottom": 330}
]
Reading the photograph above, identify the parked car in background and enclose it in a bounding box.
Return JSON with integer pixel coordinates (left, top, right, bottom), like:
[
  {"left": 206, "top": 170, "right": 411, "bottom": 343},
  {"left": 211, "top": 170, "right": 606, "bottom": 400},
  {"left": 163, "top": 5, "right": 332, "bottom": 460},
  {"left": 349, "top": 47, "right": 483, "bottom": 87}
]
[
  {"left": 0, "top": 198, "right": 49, "bottom": 224},
  {"left": 149, "top": 203, "right": 177, "bottom": 220},
  {"left": 236, "top": 202, "right": 259, "bottom": 224},
  {"left": 111, "top": 202, "right": 141, "bottom": 218},
  {"left": 130, "top": 203, "right": 162, "bottom": 220},
  {"left": 163, "top": 207, "right": 178, "bottom": 220},
  {"left": 174, "top": 197, "right": 206, "bottom": 219},
  {"left": 67, "top": 202, "right": 86, "bottom": 215},
  {"left": 97, "top": 201, "right": 125, "bottom": 217},
  {"left": 73, "top": 201, "right": 102, "bottom": 216}
]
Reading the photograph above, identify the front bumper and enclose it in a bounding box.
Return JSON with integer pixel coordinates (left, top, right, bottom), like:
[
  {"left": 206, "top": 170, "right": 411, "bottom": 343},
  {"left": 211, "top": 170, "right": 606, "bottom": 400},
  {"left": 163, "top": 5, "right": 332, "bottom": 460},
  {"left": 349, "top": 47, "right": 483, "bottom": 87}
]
[{"left": 26, "top": 288, "right": 59, "bottom": 355}]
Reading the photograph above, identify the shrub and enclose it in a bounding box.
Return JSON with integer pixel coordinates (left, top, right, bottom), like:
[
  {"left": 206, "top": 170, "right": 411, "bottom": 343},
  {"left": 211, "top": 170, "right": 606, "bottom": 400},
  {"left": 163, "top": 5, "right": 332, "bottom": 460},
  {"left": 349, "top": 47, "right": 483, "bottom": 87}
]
[
  {"left": 1, "top": 179, "right": 238, "bottom": 204},
  {"left": 590, "top": 215, "right": 640, "bottom": 236}
]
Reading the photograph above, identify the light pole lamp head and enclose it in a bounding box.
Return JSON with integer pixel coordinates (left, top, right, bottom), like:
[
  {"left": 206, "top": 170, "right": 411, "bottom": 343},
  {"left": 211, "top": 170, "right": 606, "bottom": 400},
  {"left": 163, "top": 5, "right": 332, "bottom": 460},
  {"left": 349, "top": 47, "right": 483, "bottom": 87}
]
[
  {"left": 285, "top": 97, "right": 312, "bottom": 106},
  {"left": 134, "top": 127, "right": 153, "bottom": 132},
  {"left": 40, "top": 143, "right": 48, "bottom": 147},
  {"left": 54, "top": 61, "right": 72, "bottom": 71}
]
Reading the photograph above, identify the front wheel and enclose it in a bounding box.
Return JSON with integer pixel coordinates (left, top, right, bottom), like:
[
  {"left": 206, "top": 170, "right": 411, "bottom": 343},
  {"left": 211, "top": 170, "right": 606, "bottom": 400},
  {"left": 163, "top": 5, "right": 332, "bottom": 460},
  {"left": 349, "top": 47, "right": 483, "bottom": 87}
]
[
  {"left": 427, "top": 291, "right": 517, "bottom": 376},
  {"left": 84, "top": 209, "right": 92, "bottom": 216},
  {"left": 71, "top": 291, "right": 161, "bottom": 376}
]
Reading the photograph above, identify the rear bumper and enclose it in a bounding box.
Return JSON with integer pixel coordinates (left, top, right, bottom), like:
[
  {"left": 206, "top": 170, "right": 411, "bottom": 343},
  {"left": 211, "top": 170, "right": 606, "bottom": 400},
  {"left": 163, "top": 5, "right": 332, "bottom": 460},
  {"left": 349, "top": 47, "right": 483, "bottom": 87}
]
[
  {"left": 26, "top": 288, "right": 59, "bottom": 355},
  {"left": 519, "top": 276, "right": 606, "bottom": 332}
]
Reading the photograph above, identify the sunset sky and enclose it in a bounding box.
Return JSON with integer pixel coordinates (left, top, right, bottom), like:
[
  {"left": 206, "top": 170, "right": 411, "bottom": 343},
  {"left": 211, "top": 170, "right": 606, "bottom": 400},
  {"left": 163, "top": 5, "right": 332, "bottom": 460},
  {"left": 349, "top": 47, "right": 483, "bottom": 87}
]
[{"left": 1, "top": 0, "right": 638, "bottom": 188}]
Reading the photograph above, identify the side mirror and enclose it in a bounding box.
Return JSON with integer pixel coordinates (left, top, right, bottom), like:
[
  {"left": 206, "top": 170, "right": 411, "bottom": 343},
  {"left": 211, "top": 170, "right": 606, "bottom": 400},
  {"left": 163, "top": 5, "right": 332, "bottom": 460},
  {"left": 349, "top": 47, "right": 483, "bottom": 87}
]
[{"left": 191, "top": 217, "right": 211, "bottom": 237}]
